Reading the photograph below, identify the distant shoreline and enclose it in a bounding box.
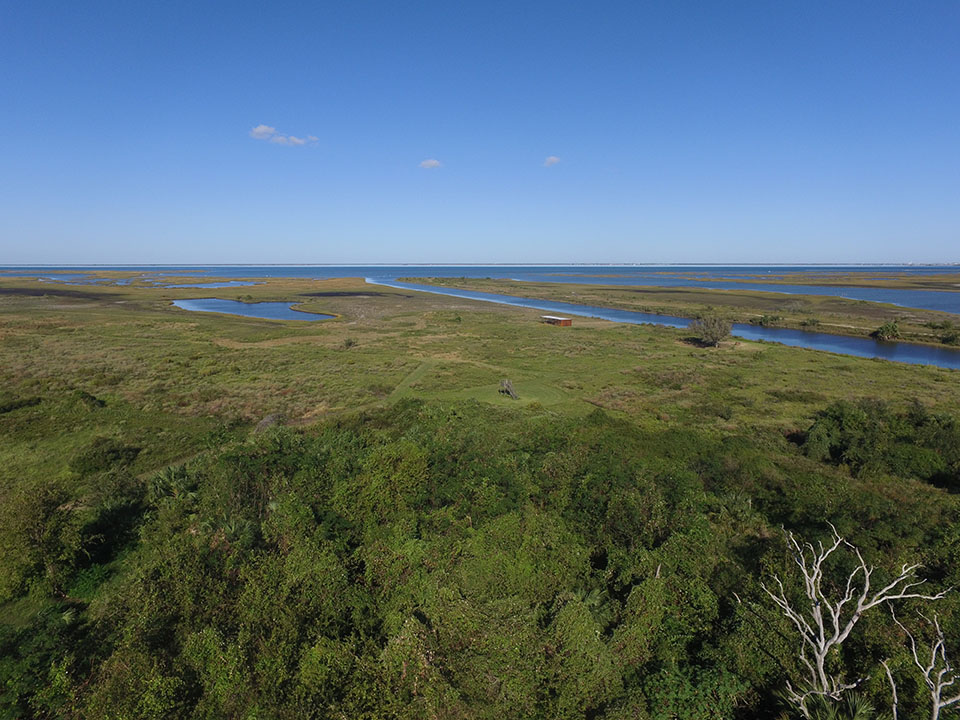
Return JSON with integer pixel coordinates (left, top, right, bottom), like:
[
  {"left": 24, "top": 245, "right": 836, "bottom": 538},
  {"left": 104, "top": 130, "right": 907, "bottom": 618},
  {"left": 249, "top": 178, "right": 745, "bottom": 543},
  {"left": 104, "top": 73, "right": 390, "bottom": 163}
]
[{"left": 3, "top": 262, "right": 960, "bottom": 269}]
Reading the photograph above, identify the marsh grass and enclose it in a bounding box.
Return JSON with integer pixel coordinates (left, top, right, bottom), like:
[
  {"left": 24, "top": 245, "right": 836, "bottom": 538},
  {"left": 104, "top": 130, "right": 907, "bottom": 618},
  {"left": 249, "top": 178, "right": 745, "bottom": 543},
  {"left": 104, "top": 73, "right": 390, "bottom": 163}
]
[{"left": 2, "top": 274, "right": 958, "bottom": 506}]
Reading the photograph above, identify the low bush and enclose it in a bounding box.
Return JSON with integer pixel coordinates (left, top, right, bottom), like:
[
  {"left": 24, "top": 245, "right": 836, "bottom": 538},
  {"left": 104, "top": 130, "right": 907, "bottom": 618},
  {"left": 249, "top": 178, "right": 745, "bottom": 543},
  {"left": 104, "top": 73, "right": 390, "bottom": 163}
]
[
  {"left": 69, "top": 437, "right": 140, "bottom": 475},
  {"left": 871, "top": 320, "right": 901, "bottom": 341},
  {"left": 803, "top": 398, "right": 960, "bottom": 488},
  {"left": 0, "top": 396, "right": 40, "bottom": 414},
  {"left": 689, "top": 315, "right": 731, "bottom": 346},
  {"left": 73, "top": 390, "right": 105, "bottom": 409},
  {"left": 752, "top": 314, "right": 783, "bottom": 327}
]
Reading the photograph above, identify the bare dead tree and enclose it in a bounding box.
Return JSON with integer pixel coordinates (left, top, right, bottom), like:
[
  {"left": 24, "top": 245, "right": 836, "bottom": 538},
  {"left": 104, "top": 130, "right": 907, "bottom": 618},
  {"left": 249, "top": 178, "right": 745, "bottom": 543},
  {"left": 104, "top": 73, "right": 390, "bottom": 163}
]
[
  {"left": 890, "top": 610, "right": 960, "bottom": 720},
  {"left": 761, "top": 523, "right": 948, "bottom": 718},
  {"left": 881, "top": 659, "right": 899, "bottom": 720}
]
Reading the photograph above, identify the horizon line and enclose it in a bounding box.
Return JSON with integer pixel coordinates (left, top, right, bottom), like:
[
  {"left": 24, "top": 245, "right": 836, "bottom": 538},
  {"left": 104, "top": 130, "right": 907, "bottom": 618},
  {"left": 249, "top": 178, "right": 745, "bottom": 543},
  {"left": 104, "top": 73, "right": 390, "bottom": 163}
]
[{"left": 2, "top": 262, "right": 959, "bottom": 268}]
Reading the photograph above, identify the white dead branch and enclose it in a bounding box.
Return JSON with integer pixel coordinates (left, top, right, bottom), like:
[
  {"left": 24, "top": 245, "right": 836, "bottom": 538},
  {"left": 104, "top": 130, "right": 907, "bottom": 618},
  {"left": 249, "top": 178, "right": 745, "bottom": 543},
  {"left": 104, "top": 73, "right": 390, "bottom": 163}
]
[
  {"left": 761, "top": 523, "right": 948, "bottom": 717},
  {"left": 891, "top": 610, "right": 960, "bottom": 720},
  {"left": 881, "top": 659, "right": 899, "bottom": 720}
]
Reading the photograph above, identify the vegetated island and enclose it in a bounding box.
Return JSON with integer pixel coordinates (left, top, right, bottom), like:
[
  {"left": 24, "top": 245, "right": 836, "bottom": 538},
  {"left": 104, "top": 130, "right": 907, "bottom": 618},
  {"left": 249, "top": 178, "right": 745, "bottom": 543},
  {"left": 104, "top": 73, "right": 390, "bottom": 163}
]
[
  {"left": 685, "top": 269, "right": 960, "bottom": 291},
  {"left": 548, "top": 269, "right": 960, "bottom": 292},
  {"left": 1, "top": 272, "right": 959, "bottom": 719}
]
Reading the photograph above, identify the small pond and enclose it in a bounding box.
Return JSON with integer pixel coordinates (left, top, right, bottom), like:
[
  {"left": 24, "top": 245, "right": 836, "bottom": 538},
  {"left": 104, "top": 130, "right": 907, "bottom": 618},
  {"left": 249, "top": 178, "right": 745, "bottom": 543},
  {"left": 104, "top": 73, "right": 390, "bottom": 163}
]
[{"left": 172, "top": 298, "right": 333, "bottom": 321}]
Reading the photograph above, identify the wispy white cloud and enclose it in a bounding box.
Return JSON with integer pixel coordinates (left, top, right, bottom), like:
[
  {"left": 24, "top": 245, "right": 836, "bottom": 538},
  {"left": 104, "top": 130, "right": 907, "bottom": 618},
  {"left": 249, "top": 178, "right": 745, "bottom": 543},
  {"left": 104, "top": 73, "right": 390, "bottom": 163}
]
[
  {"left": 249, "top": 124, "right": 277, "bottom": 140},
  {"left": 250, "top": 125, "right": 317, "bottom": 147},
  {"left": 543, "top": 155, "right": 561, "bottom": 167},
  {"left": 269, "top": 134, "right": 318, "bottom": 146},
  {"left": 419, "top": 158, "right": 442, "bottom": 169}
]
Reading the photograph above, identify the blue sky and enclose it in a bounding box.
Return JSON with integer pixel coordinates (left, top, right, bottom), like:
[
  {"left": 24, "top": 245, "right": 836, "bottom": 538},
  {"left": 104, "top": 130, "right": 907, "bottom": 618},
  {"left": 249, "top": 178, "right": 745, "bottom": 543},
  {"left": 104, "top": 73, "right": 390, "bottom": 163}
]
[{"left": 1, "top": 1, "right": 958, "bottom": 263}]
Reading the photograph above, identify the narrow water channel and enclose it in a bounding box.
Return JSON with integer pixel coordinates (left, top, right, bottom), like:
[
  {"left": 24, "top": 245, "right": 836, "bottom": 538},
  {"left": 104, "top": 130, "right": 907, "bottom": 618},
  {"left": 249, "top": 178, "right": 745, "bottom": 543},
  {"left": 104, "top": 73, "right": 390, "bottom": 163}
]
[{"left": 371, "top": 279, "right": 960, "bottom": 370}]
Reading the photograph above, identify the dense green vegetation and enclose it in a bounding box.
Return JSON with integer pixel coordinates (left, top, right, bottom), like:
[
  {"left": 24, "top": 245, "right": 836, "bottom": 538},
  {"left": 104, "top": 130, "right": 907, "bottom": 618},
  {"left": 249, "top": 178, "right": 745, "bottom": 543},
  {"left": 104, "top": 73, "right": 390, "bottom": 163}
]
[
  {"left": 2, "top": 400, "right": 958, "bottom": 718},
  {"left": 871, "top": 322, "right": 901, "bottom": 342},
  {"left": 803, "top": 399, "right": 960, "bottom": 490},
  {"left": 2, "top": 275, "right": 959, "bottom": 718},
  {"left": 690, "top": 315, "right": 732, "bottom": 347}
]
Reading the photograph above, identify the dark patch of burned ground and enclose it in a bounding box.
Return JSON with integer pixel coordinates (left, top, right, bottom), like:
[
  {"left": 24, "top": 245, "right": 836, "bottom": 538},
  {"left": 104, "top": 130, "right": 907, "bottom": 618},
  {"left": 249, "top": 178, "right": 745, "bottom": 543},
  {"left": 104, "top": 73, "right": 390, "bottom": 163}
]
[
  {"left": 299, "top": 290, "right": 413, "bottom": 298},
  {"left": 0, "top": 286, "right": 116, "bottom": 301}
]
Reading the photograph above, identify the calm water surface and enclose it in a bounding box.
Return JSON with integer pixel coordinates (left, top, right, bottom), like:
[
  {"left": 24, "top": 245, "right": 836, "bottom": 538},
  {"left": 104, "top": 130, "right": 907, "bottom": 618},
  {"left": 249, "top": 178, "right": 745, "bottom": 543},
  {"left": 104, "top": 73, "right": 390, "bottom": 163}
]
[{"left": 172, "top": 298, "right": 333, "bottom": 321}]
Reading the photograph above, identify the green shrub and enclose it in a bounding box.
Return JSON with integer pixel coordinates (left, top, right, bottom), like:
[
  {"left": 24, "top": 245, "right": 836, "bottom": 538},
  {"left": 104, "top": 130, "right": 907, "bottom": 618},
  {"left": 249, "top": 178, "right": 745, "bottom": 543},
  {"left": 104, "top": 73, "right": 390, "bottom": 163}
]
[
  {"left": 871, "top": 321, "right": 900, "bottom": 341},
  {"left": 0, "top": 396, "right": 40, "bottom": 414},
  {"left": 72, "top": 390, "right": 105, "bottom": 409},
  {"left": 67, "top": 564, "right": 112, "bottom": 600},
  {"left": 753, "top": 314, "right": 783, "bottom": 327},
  {"left": 803, "top": 399, "right": 960, "bottom": 487},
  {"left": 69, "top": 437, "right": 140, "bottom": 475},
  {"left": 690, "top": 315, "right": 732, "bottom": 346},
  {"left": 643, "top": 667, "right": 745, "bottom": 720}
]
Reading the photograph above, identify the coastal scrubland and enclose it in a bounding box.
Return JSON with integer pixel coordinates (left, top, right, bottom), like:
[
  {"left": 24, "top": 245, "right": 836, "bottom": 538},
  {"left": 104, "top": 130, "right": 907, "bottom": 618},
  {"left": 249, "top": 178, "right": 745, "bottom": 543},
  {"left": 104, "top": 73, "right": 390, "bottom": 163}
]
[{"left": 1, "top": 274, "right": 959, "bottom": 718}]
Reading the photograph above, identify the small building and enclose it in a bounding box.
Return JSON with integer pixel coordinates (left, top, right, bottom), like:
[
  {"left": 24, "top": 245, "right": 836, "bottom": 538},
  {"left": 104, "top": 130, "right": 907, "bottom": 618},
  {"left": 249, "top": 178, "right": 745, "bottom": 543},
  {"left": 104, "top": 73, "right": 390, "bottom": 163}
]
[{"left": 540, "top": 315, "right": 572, "bottom": 326}]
